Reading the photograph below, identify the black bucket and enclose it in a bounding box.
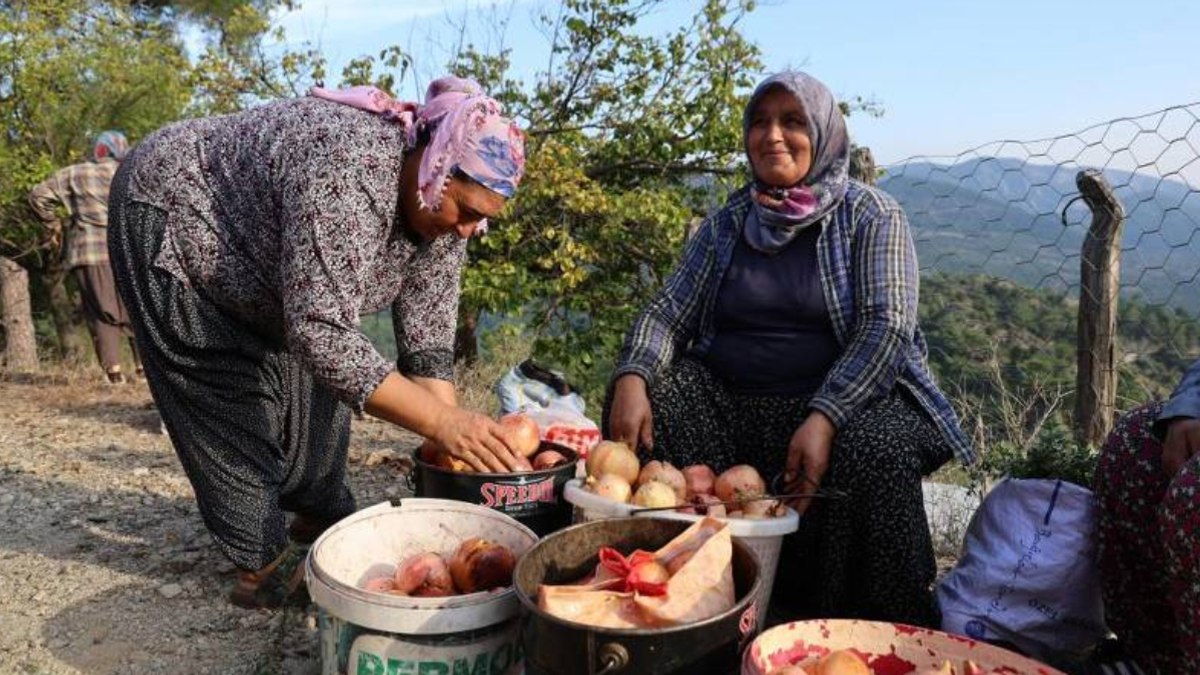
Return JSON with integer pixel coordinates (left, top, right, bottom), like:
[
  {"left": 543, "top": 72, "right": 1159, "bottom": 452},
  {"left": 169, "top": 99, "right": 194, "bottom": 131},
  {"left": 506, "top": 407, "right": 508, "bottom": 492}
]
[
  {"left": 411, "top": 442, "right": 577, "bottom": 537},
  {"left": 513, "top": 517, "right": 762, "bottom": 675}
]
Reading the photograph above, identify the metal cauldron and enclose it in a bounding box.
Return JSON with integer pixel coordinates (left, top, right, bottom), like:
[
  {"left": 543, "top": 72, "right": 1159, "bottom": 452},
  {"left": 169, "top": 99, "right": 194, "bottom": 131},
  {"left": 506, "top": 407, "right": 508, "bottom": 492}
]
[{"left": 514, "top": 517, "right": 762, "bottom": 675}]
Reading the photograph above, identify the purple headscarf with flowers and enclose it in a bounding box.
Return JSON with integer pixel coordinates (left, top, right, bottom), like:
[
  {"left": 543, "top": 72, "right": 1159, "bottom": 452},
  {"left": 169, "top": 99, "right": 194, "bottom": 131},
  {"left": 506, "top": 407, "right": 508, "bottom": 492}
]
[
  {"left": 310, "top": 76, "right": 525, "bottom": 233},
  {"left": 742, "top": 71, "right": 849, "bottom": 253}
]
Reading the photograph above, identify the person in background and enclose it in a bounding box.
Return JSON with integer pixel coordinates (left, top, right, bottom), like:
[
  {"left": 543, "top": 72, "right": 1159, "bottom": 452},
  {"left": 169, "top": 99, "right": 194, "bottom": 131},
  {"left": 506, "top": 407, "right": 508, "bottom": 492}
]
[
  {"left": 605, "top": 71, "right": 973, "bottom": 626},
  {"left": 1094, "top": 359, "right": 1200, "bottom": 674},
  {"left": 29, "top": 131, "right": 142, "bottom": 383},
  {"left": 108, "top": 77, "right": 529, "bottom": 609}
]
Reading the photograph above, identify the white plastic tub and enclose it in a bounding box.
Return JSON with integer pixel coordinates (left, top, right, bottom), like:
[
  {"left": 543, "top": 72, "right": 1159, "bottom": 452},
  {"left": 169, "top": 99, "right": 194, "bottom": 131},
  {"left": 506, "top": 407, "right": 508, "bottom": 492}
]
[
  {"left": 563, "top": 478, "right": 799, "bottom": 628},
  {"left": 306, "top": 499, "right": 538, "bottom": 675},
  {"left": 741, "top": 619, "right": 1065, "bottom": 675}
]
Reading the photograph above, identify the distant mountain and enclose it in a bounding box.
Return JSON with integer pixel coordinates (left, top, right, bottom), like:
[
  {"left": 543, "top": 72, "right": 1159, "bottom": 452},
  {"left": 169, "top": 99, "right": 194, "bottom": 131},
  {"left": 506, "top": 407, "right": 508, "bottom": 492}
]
[{"left": 879, "top": 158, "right": 1200, "bottom": 314}]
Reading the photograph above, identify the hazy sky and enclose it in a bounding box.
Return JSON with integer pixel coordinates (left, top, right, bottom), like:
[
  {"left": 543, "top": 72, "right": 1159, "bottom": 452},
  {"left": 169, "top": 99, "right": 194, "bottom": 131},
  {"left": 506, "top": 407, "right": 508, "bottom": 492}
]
[{"left": 275, "top": 0, "right": 1200, "bottom": 165}]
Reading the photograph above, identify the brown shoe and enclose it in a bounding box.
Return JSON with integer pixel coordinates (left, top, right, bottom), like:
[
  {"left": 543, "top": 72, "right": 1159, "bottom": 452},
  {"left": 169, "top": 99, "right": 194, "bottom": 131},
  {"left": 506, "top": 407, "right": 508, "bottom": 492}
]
[
  {"left": 229, "top": 543, "right": 310, "bottom": 609},
  {"left": 287, "top": 514, "right": 336, "bottom": 545}
]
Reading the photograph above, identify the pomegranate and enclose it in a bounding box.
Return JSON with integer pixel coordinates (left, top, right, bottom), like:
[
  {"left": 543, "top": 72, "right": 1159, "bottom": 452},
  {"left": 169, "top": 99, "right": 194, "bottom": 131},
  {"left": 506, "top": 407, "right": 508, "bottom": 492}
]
[
  {"left": 434, "top": 449, "right": 471, "bottom": 473},
  {"left": 449, "top": 538, "right": 516, "bottom": 594},
  {"left": 637, "top": 461, "right": 686, "bottom": 501},
  {"left": 585, "top": 440, "right": 640, "bottom": 483},
  {"left": 417, "top": 441, "right": 440, "bottom": 464},
  {"left": 807, "top": 650, "right": 870, "bottom": 675},
  {"left": 631, "top": 481, "right": 677, "bottom": 508},
  {"left": 393, "top": 552, "right": 455, "bottom": 596},
  {"left": 586, "top": 473, "right": 632, "bottom": 503},
  {"left": 714, "top": 465, "right": 766, "bottom": 502},
  {"left": 768, "top": 667, "right": 810, "bottom": 675},
  {"left": 686, "top": 493, "right": 727, "bottom": 517},
  {"left": 628, "top": 558, "right": 670, "bottom": 588},
  {"left": 532, "top": 449, "right": 568, "bottom": 470},
  {"left": 681, "top": 464, "right": 716, "bottom": 497},
  {"left": 498, "top": 413, "right": 541, "bottom": 457}
]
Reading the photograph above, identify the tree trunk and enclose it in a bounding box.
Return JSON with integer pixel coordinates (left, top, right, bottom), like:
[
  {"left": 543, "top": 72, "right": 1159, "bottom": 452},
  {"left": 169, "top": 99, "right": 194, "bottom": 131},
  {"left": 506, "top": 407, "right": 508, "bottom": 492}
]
[
  {"left": 455, "top": 309, "right": 479, "bottom": 365},
  {"left": 41, "top": 264, "right": 89, "bottom": 362},
  {"left": 0, "top": 257, "right": 38, "bottom": 371}
]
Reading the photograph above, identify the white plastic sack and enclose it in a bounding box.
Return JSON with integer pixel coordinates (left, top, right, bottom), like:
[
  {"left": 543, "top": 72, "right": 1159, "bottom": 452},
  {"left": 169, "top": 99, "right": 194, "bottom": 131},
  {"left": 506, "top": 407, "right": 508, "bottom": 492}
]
[
  {"left": 496, "top": 361, "right": 600, "bottom": 456},
  {"left": 936, "top": 478, "right": 1107, "bottom": 661}
]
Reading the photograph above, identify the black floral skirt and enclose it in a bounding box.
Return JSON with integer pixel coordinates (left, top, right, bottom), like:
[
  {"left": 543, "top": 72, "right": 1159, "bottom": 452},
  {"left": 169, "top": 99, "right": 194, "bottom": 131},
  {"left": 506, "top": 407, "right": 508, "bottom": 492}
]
[
  {"left": 108, "top": 169, "right": 356, "bottom": 571},
  {"left": 605, "top": 356, "right": 953, "bottom": 626}
]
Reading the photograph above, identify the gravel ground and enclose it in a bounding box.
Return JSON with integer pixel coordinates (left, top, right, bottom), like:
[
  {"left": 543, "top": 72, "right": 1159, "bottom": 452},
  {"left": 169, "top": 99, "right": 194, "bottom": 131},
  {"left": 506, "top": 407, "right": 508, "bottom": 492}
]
[
  {"left": 0, "top": 367, "right": 975, "bottom": 675},
  {"left": 0, "top": 369, "right": 420, "bottom": 674}
]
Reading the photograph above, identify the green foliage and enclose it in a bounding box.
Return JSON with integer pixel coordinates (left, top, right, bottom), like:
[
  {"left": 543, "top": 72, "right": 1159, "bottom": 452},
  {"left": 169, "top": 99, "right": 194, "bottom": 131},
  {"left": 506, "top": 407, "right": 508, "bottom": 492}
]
[
  {"left": 920, "top": 273, "right": 1199, "bottom": 412},
  {"left": 979, "top": 421, "right": 1099, "bottom": 488},
  {"left": 0, "top": 0, "right": 193, "bottom": 261},
  {"left": 443, "top": 0, "right": 764, "bottom": 401},
  {"left": 921, "top": 272, "right": 1200, "bottom": 484}
]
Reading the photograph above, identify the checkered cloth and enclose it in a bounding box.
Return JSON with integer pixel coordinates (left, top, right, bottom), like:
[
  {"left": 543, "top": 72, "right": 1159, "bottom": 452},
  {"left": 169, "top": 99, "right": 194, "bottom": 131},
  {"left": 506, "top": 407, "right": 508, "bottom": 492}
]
[{"left": 28, "top": 159, "right": 119, "bottom": 269}]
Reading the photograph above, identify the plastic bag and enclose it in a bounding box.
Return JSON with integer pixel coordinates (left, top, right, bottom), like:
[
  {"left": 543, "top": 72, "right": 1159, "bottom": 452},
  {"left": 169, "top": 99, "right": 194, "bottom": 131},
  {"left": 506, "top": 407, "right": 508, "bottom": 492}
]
[
  {"left": 936, "top": 478, "right": 1107, "bottom": 661},
  {"left": 496, "top": 360, "right": 600, "bottom": 456},
  {"left": 538, "top": 518, "right": 735, "bottom": 629}
]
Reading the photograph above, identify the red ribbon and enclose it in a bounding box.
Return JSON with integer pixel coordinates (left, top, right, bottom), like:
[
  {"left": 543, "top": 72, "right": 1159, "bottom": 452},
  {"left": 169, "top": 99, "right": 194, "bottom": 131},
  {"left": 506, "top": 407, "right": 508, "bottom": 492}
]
[{"left": 598, "top": 547, "right": 669, "bottom": 596}]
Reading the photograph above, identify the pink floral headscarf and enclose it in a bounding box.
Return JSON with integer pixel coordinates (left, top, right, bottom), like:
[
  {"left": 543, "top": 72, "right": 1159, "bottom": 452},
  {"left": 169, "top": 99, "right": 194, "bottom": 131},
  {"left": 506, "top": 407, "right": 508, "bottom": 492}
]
[{"left": 310, "top": 77, "right": 525, "bottom": 229}]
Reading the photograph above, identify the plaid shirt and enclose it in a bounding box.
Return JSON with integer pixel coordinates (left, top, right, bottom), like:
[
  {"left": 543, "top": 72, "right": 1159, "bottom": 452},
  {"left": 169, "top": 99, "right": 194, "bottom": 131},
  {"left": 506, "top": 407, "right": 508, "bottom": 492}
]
[
  {"left": 28, "top": 159, "right": 119, "bottom": 269},
  {"left": 615, "top": 182, "right": 975, "bottom": 465}
]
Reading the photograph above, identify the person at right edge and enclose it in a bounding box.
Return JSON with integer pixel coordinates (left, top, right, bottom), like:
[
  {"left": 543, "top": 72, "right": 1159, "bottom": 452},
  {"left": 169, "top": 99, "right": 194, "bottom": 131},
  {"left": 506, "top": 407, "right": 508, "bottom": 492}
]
[
  {"left": 604, "top": 71, "right": 974, "bottom": 627},
  {"left": 1095, "top": 358, "right": 1200, "bottom": 674}
]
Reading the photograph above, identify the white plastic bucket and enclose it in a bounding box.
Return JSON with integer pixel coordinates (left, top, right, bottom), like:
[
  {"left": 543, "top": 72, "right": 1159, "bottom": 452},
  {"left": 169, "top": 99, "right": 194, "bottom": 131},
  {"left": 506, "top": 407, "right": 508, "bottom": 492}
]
[
  {"left": 306, "top": 499, "right": 539, "bottom": 675},
  {"left": 563, "top": 479, "right": 798, "bottom": 627}
]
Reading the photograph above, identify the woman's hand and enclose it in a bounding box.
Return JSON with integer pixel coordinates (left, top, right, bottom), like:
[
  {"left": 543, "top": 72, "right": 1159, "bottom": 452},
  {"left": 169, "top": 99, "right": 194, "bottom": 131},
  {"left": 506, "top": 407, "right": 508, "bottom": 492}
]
[
  {"left": 430, "top": 407, "right": 530, "bottom": 473},
  {"left": 1162, "top": 417, "right": 1200, "bottom": 477},
  {"left": 783, "top": 410, "right": 837, "bottom": 516},
  {"left": 608, "top": 375, "right": 653, "bottom": 452},
  {"left": 365, "top": 372, "right": 528, "bottom": 473}
]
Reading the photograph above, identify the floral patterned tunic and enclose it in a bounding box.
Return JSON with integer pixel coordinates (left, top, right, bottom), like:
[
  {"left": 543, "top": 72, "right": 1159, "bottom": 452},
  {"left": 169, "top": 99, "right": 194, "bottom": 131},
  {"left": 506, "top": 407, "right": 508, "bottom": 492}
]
[{"left": 125, "top": 97, "right": 465, "bottom": 410}]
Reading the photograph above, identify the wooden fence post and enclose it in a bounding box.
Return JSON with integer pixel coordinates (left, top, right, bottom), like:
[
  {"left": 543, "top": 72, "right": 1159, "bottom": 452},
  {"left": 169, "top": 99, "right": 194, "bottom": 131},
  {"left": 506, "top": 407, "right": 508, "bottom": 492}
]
[
  {"left": 1073, "top": 169, "right": 1125, "bottom": 446},
  {"left": 850, "top": 145, "right": 877, "bottom": 185}
]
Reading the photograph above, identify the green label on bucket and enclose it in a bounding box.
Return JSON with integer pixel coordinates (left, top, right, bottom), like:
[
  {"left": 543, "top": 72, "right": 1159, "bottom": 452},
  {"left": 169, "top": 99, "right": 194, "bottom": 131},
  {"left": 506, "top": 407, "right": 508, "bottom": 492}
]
[{"left": 349, "top": 634, "right": 521, "bottom": 675}]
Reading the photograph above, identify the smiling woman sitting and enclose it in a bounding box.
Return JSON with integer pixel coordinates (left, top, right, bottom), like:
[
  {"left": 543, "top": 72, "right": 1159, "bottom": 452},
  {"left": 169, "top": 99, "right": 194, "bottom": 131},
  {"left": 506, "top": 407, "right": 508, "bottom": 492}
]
[{"left": 604, "top": 71, "right": 974, "bottom": 626}]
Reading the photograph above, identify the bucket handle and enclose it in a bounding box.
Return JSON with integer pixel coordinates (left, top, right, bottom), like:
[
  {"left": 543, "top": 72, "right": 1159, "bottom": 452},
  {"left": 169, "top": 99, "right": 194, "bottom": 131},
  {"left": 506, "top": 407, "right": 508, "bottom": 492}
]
[{"left": 595, "top": 642, "right": 629, "bottom": 674}]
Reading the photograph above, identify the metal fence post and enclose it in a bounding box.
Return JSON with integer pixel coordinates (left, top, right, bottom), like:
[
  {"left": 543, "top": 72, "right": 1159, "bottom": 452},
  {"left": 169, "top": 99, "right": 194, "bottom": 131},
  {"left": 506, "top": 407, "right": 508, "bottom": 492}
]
[{"left": 1073, "top": 169, "right": 1126, "bottom": 446}]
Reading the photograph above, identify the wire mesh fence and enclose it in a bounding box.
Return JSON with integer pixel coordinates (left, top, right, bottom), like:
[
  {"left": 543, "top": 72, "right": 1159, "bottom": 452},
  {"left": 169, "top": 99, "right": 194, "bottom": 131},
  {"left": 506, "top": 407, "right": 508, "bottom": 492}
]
[
  {"left": 884, "top": 103, "right": 1199, "bottom": 312},
  {"left": 883, "top": 102, "right": 1200, "bottom": 444}
]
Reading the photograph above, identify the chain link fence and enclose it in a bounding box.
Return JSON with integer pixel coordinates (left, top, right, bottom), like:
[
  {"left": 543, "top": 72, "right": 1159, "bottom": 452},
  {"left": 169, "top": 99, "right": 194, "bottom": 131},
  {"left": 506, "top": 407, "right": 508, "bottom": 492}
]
[
  {"left": 891, "top": 104, "right": 1199, "bottom": 308},
  {"left": 879, "top": 103, "right": 1200, "bottom": 548},
  {"left": 883, "top": 101, "right": 1200, "bottom": 407}
]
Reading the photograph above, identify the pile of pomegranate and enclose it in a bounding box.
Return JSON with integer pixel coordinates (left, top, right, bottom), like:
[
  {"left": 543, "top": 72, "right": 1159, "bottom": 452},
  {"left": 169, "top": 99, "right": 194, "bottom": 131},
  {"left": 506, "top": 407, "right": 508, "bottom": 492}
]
[
  {"left": 771, "top": 651, "right": 985, "bottom": 675},
  {"left": 582, "top": 441, "right": 786, "bottom": 519},
  {"left": 419, "top": 413, "right": 572, "bottom": 473},
  {"left": 359, "top": 537, "right": 517, "bottom": 596},
  {"left": 769, "top": 650, "right": 870, "bottom": 675}
]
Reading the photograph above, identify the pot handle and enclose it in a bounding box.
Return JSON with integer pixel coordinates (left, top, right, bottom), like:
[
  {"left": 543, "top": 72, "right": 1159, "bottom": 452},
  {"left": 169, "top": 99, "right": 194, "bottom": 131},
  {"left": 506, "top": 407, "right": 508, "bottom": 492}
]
[{"left": 595, "top": 642, "right": 629, "bottom": 674}]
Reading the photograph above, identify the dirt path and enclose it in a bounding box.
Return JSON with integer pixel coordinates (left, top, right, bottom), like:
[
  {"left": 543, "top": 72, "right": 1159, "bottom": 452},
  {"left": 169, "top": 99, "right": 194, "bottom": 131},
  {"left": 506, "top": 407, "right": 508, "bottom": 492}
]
[{"left": 0, "top": 371, "right": 419, "bottom": 674}]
